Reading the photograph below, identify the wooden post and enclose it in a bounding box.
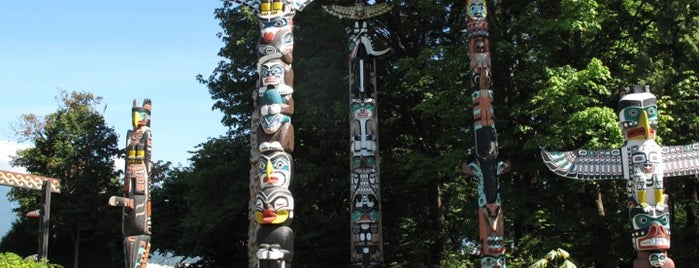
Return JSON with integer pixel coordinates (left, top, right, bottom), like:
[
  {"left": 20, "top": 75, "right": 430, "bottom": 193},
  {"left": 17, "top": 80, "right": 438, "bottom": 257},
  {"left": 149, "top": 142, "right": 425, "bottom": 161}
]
[{"left": 39, "top": 179, "right": 51, "bottom": 260}]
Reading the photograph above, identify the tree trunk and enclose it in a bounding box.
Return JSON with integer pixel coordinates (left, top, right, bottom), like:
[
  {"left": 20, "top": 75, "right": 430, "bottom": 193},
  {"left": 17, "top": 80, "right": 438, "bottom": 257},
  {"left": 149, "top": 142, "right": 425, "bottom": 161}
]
[
  {"left": 596, "top": 184, "right": 605, "bottom": 217},
  {"left": 73, "top": 227, "right": 80, "bottom": 268},
  {"left": 429, "top": 181, "right": 446, "bottom": 265}
]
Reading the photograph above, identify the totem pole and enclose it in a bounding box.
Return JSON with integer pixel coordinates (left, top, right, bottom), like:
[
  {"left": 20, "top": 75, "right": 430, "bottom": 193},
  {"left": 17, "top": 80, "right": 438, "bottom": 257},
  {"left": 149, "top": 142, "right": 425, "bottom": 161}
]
[
  {"left": 541, "top": 85, "right": 699, "bottom": 267},
  {"left": 323, "top": 1, "right": 391, "bottom": 267},
  {"left": 228, "top": 0, "right": 312, "bottom": 267},
  {"left": 109, "top": 99, "right": 152, "bottom": 268},
  {"left": 460, "top": 0, "right": 510, "bottom": 267}
]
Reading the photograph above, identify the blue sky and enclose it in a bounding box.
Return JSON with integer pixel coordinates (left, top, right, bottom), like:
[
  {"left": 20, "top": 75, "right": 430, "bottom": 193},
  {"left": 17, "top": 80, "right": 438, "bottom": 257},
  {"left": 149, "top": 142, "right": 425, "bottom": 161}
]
[{"left": 0, "top": 1, "right": 230, "bottom": 265}]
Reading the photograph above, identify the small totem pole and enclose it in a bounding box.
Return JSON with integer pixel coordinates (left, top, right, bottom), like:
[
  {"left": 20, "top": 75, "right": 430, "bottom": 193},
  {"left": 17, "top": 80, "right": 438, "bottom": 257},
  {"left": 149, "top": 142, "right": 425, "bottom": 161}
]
[
  {"left": 229, "top": 0, "right": 312, "bottom": 267},
  {"left": 323, "top": 1, "right": 391, "bottom": 267},
  {"left": 109, "top": 99, "right": 152, "bottom": 268},
  {"left": 460, "top": 0, "right": 510, "bottom": 267},
  {"left": 541, "top": 85, "right": 699, "bottom": 268}
]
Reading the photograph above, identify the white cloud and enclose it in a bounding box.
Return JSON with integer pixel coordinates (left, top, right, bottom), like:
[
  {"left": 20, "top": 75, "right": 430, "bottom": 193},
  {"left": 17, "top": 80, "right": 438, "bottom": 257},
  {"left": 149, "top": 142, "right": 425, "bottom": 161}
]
[
  {"left": 0, "top": 140, "right": 30, "bottom": 239},
  {"left": 0, "top": 140, "right": 30, "bottom": 172}
]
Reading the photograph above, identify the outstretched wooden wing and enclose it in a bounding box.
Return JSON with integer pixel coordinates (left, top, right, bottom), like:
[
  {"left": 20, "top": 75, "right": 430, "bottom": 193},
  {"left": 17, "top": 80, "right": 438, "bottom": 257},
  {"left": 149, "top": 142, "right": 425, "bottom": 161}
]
[
  {"left": 541, "top": 148, "right": 625, "bottom": 180},
  {"left": 231, "top": 0, "right": 260, "bottom": 11},
  {"left": 322, "top": 2, "right": 392, "bottom": 20},
  {"left": 662, "top": 142, "right": 699, "bottom": 177}
]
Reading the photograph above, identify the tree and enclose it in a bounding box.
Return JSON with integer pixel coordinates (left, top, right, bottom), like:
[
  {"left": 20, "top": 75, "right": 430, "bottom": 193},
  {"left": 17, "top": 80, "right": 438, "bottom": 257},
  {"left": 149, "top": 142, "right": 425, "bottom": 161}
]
[
  {"left": 151, "top": 136, "right": 251, "bottom": 266},
  {"left": 0, "top": 252, "right": 62, "bottom": 268},
  {"left": 2, "top": 90, "right": 123, "bottom": 267}
]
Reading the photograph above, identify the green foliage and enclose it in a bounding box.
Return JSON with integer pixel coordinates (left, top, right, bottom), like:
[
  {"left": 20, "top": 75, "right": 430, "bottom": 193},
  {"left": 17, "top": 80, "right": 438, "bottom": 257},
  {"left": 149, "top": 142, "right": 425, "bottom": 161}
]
[
  {"left": 150, "top": 136, "right": 251, "bottom": 266},
  {"left": 0, "top": 252, "right": 63, "bottom": 267},
  {"left": 529, "top": 248, "right": 577, "bottom": 268},
  {"left": 530, "top": 58, "right": 619, "bottom": 150},
  {"left": 2, "top": 90, "right": 122, "bottom": 267}
]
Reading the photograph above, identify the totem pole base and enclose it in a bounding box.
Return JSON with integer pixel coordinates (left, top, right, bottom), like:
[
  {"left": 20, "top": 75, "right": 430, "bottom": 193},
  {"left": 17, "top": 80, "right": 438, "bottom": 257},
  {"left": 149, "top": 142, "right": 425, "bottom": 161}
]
[
  {"left": 633, "top": 251, "right": 674, "bottom": 268},
  {"left": 124, "top": 235, "right": 151, "bottom": 268}
]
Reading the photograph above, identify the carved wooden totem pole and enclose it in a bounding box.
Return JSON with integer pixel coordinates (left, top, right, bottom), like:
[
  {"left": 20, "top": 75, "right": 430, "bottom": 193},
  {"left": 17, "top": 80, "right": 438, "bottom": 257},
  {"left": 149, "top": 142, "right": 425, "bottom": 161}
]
[
  {"left": 541, "top": 85, "right": 699, "bottom": 268},
  {"left": 460, "top": 0, "right": 509, "bottom": 267},
  {"left": 323, "top": 1, "right": 391, "bottom": 267},
  {"left": 109, "top": 99, "right": 153, "bottom": 268},
  {"left": 229, "top": 0, "right": 312, "bottom": 267}
]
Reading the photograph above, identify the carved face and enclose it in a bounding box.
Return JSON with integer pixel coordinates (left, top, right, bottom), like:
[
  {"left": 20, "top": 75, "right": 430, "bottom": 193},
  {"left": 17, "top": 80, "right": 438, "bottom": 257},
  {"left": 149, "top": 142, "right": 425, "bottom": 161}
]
[
  {"left": 351, "top": 201, "right": 380, "bottom": 224},
  {"left": 255, "top": 187, "right": 294, "bottom": 224},
  {"left": 260, "top": 61, "right": 286, "bottom": 87},
  {"left": 260, "top": 113, "right": 290, "bottom": 135},
  {"left": 618, "top": 92, "right": 658, "bottom": 140},
  {"left": 258, "top": 150, "right": 292, "bottom": 188},
  {"left": 351, "top": 99, "right": 375, "bottom": 118},
  {"left": 258, "top": 16, "right": 294, "bottom": 64},
  {"left": 467, "top": 0, "right": 487, "bottom": 19},
  {"left": 131, "top": 106, "right": 151, "bottom": 129},
  {"left": 648, "top": 252, "right": 666, "bottom": 267},
  {"left": 631, "top": 208, "right": 671, "bottom": 251},
  {"left": 481, "top": 255, "right": 505, "bottom": 268}
]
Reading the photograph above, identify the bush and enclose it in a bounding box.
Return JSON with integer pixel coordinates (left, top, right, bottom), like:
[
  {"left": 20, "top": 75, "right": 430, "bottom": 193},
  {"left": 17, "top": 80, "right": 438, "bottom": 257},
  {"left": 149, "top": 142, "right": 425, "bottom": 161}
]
[{"left": 0, "top": 252, "right": 63, "bottom": 268}]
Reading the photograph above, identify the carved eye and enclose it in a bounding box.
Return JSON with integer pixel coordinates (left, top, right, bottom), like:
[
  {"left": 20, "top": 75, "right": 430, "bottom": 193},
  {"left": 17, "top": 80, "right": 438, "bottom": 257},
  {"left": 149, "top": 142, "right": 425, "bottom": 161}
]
[
  {"left": 274, "top": 197, "right": 288, "bottom": 209},
  {"left": 646, "top": 106, "right": 657, "bottom": 116},
  {"left": 639, "top": 217, "right": 647, "bottom": 224},
  {"left": 632, "top": 153, "right": 647, "bottom": 163},
  {"left": 255, "top": 198, "right": 264, "bottom": 210},
  {"left": 648, "top": 152, "right": 660, "bottom": 163},
  {"left": 270, "top": 66, "right": 283, "bottom": 76},
  {"left": 625, "top": 108, "right": 640, "bottom": 119},
  {"left": 273, "top": 159, "right": 286, "bottom": 169},
  {"left": 274, "top": 19, "right": 287, "bottom": 27}
]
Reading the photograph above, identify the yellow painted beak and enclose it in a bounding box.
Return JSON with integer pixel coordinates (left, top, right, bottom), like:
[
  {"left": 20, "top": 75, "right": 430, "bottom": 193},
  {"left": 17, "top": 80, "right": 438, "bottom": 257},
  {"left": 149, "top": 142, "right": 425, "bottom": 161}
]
[{"left": 627, "top": 110, "right": 654, "bottom": 140}]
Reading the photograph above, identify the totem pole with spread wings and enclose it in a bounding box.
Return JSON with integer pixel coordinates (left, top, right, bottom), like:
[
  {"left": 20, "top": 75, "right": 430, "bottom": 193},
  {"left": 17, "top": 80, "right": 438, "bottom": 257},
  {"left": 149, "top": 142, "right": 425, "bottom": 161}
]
[
  {"left": 228, "top": 0, "right": 312, "bottom": 267},
  {"left": 323, "top": 1, "right": 391, "bottom": 267},
  {"left": 541, "top": 85, "right": 699, "bottom": 268},
  {"left": 460, "top": 0, "right": 510, "bottom": 267},
  {"left": 109, "top": 99, "right": 152, "bottom": 268}
]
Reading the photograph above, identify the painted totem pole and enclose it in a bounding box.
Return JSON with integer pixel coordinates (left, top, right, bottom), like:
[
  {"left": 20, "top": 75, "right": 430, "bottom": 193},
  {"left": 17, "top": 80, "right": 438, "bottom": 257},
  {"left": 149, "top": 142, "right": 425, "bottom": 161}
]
[
  {"left": 323, "top": 1, "right": 391, "bottom": 267},
  {"left": 109, "top": 99, "right": 152, "bottom": 268},
  {"left": 229, "top": 0, "right": 312, "bottom": 267},
  {"left": 541, "top": 85, "right": 699, "bottom": 267},
  {"left": 460, "top": 0, "right": 510, "bottom": 267}
]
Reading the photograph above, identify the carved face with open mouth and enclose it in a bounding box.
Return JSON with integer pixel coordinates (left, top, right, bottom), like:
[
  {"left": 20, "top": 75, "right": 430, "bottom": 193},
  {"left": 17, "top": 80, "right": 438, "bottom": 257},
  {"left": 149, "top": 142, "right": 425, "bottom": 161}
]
[
  {"left": 255, "top": 187, "right": 294, "bottom": 225},
  {"left": 631, "top": 208, "right": 671, "bottom": 251}
]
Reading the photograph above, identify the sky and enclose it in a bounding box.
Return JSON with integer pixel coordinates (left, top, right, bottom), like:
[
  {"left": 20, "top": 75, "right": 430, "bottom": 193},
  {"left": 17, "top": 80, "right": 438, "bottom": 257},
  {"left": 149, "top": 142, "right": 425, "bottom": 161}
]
[{"left": 0, "top": 1, "right": 231, "bottom": 266}]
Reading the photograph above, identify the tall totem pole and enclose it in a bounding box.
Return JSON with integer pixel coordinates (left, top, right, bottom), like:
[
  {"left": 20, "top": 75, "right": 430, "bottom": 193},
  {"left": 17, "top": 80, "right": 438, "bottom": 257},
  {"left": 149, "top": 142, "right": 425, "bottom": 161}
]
[
  {"left": 109, "top": 99, "right": 152, "bottom": 268},
  {"left": 323, "top": 1, "right": 392, "bottom": 267},
  {"left": 541, "top": 85, "right": 699, "bottom": 268},
  {"left": 229, "top": 0, "right": 312, "bottom": 267},
  {"left": 460, "top": 0, "right": 510, "bottom": 267}
]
